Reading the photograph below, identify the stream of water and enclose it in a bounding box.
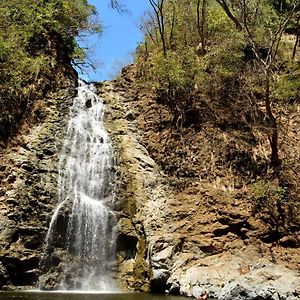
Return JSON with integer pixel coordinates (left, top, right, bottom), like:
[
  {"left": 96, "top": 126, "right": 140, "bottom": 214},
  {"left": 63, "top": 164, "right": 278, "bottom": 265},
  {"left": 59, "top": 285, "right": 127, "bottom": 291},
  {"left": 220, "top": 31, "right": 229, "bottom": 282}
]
[{"left": 40, "top": 81, "right": 117, "bottom": 291}]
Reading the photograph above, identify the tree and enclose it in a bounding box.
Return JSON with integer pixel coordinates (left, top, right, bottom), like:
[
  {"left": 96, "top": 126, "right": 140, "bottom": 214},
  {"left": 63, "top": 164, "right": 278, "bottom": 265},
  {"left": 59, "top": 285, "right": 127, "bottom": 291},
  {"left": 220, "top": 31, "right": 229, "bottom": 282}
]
[
  {"left": 137, "top": 0, "right": 299, "bottom": 163},
  {"left": 196, "top": 0, "right": 208, "bottom": 55},
  {"left": 149, "top": 0, "right": 167, "bottom": 56},
  {"left": 216, "top": 0, "right": 299, "bottom": 167},
  {"left": 0, "top": 0, "right": 100, "bottom": 141},
  {"left": 215, "top": 0, "right": 243, "bottom": 30},
  {"left": 292, "top": 15, "right": 300, "bottom": 59}
]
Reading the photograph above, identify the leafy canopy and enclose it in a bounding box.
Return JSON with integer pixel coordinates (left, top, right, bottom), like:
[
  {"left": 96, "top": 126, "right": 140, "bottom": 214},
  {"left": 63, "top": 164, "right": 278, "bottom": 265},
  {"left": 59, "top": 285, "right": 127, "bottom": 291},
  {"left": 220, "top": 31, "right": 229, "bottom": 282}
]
[{"left": 0, "top": 0, "right": 100, "bottom": 140}]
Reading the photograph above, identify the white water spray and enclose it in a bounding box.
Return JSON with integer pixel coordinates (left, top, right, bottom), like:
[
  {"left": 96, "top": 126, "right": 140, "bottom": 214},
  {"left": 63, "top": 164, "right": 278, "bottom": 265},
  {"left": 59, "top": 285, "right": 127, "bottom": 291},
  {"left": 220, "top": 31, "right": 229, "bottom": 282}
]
[{"left": 40, "top": 81, "right": 118, "bottom": 291}]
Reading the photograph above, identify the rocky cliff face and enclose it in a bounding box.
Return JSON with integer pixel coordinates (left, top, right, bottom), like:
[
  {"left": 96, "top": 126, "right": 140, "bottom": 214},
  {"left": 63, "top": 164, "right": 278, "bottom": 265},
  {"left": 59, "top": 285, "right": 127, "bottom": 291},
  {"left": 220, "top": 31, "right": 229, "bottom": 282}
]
[
  {"left": 99, "top": 67, "right": 300, "bottom": 300},
  {"left": 0, "top": 74, "right": 76, "bottom": 289},
  {"left": 0, "top": 63, "right": 299, "bottom": 299}
]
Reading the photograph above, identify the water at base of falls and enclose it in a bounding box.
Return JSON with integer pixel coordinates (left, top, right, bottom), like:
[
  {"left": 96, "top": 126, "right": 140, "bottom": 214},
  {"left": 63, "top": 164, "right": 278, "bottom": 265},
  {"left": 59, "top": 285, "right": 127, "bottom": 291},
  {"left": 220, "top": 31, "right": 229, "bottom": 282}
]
[{"left": 39, "top": 80, "right": 118, "bottom": 291}]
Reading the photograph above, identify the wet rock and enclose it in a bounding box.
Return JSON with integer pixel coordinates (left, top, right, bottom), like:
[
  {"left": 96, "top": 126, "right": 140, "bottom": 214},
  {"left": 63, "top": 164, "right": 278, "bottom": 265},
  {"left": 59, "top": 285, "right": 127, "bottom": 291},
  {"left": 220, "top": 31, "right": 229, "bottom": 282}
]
[
  {"left": 117, "top": 234, "right": 138, "bottom": 260},
  {"left": 1, "top": 254, "right": 40, "bottom": 287},
  {"left": 150, "top": 268, "right": 170, "bottom": 293},
  {"left": 23, "top": 236, "right": 43, "bottom": 250},
  {"left": 117, "top": 218, "right": 138, "bottom": 237},
  {"left": 167, "top": 280, "right": 180, "bottom": 295},
  {"left": 49, "top": 250, "right": 68, "bottom": 267},
  {"left": 11, "top": 268, "right": 39, "bottom": 287},
  {"left": 279, "top": 236, "right": 298, "bottom": 248},
  {"left": 85, "top": 98, "right": 92, "bottom": 109}
]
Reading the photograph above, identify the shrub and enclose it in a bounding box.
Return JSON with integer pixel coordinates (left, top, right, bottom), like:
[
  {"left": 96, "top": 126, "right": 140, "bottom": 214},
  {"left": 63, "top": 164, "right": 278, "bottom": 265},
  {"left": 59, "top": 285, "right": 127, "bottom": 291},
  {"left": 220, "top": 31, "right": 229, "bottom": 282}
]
[{"left": 0, "top": 0, "right": 100, "bottom": 141}]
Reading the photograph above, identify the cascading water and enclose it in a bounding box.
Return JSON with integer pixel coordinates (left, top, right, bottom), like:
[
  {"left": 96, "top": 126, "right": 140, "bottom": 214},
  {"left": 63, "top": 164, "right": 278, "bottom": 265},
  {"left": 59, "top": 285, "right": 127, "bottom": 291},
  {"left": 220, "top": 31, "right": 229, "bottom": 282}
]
[{"left": 39, "top": 80, "right": 118, "bottom": 291}]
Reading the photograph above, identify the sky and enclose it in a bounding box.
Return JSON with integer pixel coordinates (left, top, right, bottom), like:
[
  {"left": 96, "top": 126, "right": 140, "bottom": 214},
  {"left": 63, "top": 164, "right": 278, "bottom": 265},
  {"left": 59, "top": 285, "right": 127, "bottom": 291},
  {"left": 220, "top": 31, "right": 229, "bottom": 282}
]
[{"left": 78, "top": 0, "right": 150, "bottom": 82}]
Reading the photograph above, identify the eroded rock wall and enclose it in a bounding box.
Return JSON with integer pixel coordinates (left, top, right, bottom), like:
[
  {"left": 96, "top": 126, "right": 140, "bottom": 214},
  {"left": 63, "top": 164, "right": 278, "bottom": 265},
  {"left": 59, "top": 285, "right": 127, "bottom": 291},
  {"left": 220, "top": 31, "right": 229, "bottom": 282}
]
[
  {"left": 100, "top": 68, "right": 300, "bottom": 300},
  {"left": 1, "top": 64, "right": 298, "bottom": 300},
  {"left": 0, "top": 75, "right": 76, "bottom": 289}
]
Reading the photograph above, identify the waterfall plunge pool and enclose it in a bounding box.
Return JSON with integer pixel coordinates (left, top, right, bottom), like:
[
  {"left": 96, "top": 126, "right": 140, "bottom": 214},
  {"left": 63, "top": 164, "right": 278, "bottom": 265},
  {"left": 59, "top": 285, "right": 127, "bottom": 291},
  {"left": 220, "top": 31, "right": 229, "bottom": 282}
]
[{"left": 0, "top": 292, "right": 189, "bottom": 300}]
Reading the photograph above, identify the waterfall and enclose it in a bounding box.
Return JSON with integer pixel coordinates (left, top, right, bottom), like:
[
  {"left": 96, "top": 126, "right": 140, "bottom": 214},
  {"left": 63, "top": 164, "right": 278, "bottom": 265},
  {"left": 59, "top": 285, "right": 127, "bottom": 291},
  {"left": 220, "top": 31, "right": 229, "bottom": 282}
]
[{"left": 39, "top": 80, "right": 118, "bottom": 291}]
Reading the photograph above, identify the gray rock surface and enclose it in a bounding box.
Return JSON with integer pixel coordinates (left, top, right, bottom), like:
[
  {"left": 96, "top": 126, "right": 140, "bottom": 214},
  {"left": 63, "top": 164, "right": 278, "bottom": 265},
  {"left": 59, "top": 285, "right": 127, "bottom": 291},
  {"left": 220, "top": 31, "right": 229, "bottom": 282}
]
[
  {"left": 0, "top": 76, "right": 76, "bottom": 290},
  {"left": 167, "top": 253, "right": 300, "bottom": 299}
]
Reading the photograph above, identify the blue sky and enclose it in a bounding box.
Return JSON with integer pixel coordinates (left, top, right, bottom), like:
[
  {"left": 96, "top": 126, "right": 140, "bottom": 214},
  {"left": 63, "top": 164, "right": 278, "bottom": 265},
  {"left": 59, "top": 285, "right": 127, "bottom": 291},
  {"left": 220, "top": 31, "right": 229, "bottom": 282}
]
[{"left": 78, "top": 0, "right": 150, "bottom": 81}]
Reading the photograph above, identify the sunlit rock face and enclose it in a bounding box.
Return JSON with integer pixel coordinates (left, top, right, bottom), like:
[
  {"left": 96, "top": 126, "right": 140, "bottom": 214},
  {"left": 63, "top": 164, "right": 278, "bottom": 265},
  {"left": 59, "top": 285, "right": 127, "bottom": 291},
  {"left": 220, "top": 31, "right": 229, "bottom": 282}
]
[
  {"left": 0, "top": 72, "right": 77, "bottom": 290},
  {"left": 39, "top": 81, "right": 119, "bottom": 291}
]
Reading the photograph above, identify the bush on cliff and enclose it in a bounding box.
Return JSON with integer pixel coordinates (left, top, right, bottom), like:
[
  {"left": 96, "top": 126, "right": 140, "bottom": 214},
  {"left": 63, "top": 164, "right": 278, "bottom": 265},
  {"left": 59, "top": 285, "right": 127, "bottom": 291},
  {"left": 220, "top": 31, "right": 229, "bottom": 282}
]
[
  {"left": 136, "top": 0, "right": 299, "bottom": 164},
  {"left": 0, "top": 0, "right": 100, "bottom": 142}
]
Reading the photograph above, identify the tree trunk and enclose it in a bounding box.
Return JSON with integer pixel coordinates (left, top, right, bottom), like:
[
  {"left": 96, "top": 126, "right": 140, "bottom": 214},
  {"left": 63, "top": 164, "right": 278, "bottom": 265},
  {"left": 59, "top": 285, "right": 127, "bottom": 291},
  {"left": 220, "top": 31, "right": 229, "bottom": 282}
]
[
  {"left": 292, "top": 16, "right": 299, "bottom": 60},
  {"left": 169, "top": 1, "right": 176, "bottom": 49},
  {"left": 215, "top": 0, "right": 243, "bottom": 30},
  {"left": 265, "top": 75, "right": 280, "bottom": 168},
  {"left": 197, "top": 0, "right": 201, "bottom": 43},
  {"left": 149, "top": 0, "right": 167, "bottom": 57},
  {"left": 196, "top": 0, "right": 207, "bottom": 55},
  {"left": 201, "top": 0, "right": 207, "bottom": 53}
]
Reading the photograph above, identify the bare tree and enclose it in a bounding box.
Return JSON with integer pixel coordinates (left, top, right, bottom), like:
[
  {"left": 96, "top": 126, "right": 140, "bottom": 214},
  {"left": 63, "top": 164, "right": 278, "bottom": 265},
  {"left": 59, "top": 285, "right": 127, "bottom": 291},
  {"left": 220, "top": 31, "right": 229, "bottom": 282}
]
[
  {"left": 215, "top": 0, "right": 243, "bottom": 30},
  {"left": 244, "top": 0, "right": 298, "bottom": 167},
  {"left": 196, "top": 0, "right": 207, "bottom": 54},
  {"left": 217, "top": 0, "right": 299, "bottom": 167},
  {"left": 169, "top": 0, "right": 176, "bottom": 49},
  {"left": 292, "top": 15, "right": 299, "bottom": 59},
  {"left": 149, "top": 0, "right": 167, "bottom": 56},
  {"left": 140, "top": 12, "right": 160, "bottom": 46},
  {"left": 110, "top": 0, "right": 127, "bottom": 13}
]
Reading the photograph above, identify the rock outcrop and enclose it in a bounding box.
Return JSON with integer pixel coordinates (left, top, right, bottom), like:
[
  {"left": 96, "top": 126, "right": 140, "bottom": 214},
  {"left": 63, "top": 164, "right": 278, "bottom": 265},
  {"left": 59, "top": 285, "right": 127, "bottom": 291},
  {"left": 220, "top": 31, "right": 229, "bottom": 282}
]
[
  {"left": 0, "top": 63, "right": 299, "bottom": 300},
  {"left": 99, "top": 67, "right": 300, "bottom": 300},
  {"left": 0, "top": 75, "right": 76, "bottom": 290}
]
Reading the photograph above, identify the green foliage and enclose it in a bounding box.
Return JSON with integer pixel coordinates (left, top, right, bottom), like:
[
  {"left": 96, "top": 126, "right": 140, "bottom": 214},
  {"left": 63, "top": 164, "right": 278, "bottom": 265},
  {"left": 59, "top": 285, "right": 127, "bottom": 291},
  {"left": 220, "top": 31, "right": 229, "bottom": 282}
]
[
  {"left": 0, "top": 0, "right": 100, "bottom": 141},
  {"left": 142, "top": 47, "right": 198, "bottom": 123},
  {"left": 207, "top": 3, "right": 235, "bottom": 36},
  {"left": 137, "top": 0, "right": 249, "bottom": 125},
  {"left": 250, "top": 179, "right": 294, "bottom": 233},
  {"left": 252, "top": 180, "right": 287, "bottom": 202},
  {"left": 136, "top": 0, "right": 300, "bottom": 233},
  {"left": 137, "top": 0, "right": 299, "bottom": 128},
  {"left": 275, "top": 67, "right": 300, "bottom": 102},
  {"left": 154, "top": 48, "right": 197, "bottom": 90}
]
